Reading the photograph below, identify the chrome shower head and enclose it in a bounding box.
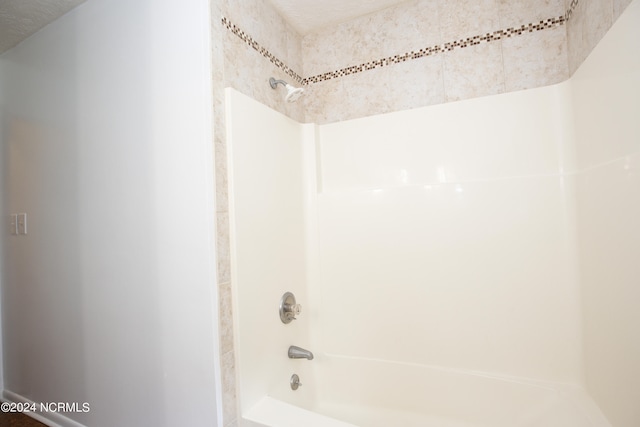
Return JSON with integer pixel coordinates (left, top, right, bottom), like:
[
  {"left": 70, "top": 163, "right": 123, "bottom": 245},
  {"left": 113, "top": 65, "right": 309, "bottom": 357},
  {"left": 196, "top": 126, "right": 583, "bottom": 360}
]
[{"left": 269, "top": 77, "right": 304, "bottom": 103}]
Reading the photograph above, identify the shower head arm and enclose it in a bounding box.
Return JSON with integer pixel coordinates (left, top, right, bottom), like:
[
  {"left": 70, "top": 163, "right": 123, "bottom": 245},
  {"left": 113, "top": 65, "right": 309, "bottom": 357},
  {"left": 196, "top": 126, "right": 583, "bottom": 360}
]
[{"left": 269, "top": 78, "right": 287, "bottom": 89}]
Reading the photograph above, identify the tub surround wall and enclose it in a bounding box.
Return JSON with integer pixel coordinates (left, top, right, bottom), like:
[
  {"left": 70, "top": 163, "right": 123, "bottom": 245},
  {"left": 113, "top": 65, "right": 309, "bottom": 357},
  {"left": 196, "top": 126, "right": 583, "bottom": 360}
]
[
  {"left": 572, "top": 1, "right": 640, "bottom": 425},
  {"left": 316, "top": 84, "right": 582, "bottom": 383},
  {"left": 227, "top": 79, "right": 635, "bottom": 425},
  {"left": 226, "top": 89, "right": 316, "bottom": 418}
]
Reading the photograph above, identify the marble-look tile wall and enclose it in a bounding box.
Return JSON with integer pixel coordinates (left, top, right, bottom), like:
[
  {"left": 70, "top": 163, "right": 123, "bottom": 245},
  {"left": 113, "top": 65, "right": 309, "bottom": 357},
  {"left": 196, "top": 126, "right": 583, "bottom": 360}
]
[
  {"left": 302, "top": 0, "right": 569, "bottom": 123},
  {"left": 209, "top": 2, "right": 238, "bottom": 427},
  {"left": 565, "top": 0, "right": 633, "bottom": 74},
  {"left": 220, "top": 0, "right": 634, "bottom": 124},
  {"left": 221, "top": 0, "right": 304, "bottom": 122}
]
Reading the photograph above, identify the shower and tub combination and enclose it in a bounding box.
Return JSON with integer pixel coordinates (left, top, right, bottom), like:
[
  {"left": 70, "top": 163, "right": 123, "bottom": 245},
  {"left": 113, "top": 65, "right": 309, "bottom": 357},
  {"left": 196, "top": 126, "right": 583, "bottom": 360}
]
[
  {"left": 226, "top": 5, "right": 639, "bottom": 426},
  {"left": 226, "top": 86, "right": 607, "bottom": 427}
]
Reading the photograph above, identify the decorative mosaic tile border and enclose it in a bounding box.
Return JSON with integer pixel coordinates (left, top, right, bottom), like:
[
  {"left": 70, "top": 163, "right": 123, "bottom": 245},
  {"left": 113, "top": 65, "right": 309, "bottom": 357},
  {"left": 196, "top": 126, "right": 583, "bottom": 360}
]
[
  {"left": 222, "top": 0, "right": 580, "bottom": 86},
  {"left": 222, "top": 17, "right": 303, "bottom": 84},
  {"left": 304, "top": 16, "right": 566, "bottom": 84}
]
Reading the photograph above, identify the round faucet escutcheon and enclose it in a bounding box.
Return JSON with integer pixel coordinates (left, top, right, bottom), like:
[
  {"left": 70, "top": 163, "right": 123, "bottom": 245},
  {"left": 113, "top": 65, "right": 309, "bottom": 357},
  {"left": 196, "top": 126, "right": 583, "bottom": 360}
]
[
  {"left": 290, "top": 374, "right": 302, "bottom": 390},
  {"left": 279, "top": 292, "right": 302, "bottom": 324}
]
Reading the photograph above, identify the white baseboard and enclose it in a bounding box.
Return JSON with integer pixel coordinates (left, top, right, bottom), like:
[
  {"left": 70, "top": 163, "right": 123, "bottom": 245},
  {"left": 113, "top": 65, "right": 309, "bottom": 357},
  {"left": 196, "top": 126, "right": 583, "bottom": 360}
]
[{"left": 2, "top": 390, "right": 88, "bottom": 427}]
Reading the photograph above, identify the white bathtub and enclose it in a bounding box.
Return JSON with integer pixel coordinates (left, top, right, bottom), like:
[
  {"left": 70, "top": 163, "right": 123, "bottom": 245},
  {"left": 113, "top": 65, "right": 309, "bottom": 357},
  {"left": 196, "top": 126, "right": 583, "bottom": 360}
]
[{"left": 242, "top": 355, "right": 611, "bottom": 427}]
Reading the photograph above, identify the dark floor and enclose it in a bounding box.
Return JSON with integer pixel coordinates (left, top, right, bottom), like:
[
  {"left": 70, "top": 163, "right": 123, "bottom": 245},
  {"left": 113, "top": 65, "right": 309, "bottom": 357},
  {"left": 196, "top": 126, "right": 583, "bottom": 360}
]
[{"left": 0, "top": 411, "right": 47, "bottom": 427}]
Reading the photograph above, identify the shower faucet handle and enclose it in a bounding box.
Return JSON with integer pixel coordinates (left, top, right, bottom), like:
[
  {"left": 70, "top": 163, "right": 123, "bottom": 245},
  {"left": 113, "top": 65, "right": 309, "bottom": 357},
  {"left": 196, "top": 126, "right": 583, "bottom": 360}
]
[
  {"left": 279, "top": 292, "right": 302, "bottom": 324},
  {"left": 290, "top": 303, "right": 302, "bottom": 318}
]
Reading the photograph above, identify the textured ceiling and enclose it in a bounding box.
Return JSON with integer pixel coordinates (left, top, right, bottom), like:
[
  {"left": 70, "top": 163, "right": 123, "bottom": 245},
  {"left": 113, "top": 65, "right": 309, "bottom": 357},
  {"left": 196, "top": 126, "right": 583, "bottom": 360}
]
[
  {"left": 0, "top": 0, "right": 411, "bottom": 54},
  {"left": 0, "top": 0, "right": 407, "bottom": 53},
  {"left": 267, "top": 0, "right": 411, "bottom": 34},
  {"left": 0, "top": 0, "right": 86, "bottom": 54}
]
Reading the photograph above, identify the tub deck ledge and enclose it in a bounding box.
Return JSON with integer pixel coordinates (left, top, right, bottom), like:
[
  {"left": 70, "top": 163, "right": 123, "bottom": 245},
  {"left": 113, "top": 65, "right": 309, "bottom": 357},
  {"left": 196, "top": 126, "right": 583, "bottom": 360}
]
[{"left": 243, "top": 396, "right": 357, "bottom": 427}]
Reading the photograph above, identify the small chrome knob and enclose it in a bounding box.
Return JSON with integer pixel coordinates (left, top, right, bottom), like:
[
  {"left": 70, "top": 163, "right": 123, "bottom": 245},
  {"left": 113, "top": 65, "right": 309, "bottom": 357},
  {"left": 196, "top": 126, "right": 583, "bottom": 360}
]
[{"left": 290, "top": 374, "right": 302, "bottom": 390}]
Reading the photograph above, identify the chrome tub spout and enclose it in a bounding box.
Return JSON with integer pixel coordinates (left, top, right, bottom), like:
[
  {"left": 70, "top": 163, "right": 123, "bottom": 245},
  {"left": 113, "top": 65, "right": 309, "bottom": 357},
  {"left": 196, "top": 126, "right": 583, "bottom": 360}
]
[{"left": 288, "top": 345, "right": 314, "bottom": 360}]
